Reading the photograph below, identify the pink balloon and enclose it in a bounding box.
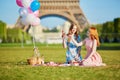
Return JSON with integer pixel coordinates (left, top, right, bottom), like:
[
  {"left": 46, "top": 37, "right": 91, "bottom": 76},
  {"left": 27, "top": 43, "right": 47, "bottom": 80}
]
[
  {"left": 32, "top": 17, "right": 40, "bottom": 26},
  {"left": 28, "top": 7, "right": 33, "bottom": 14},
  {"left": 16, "top": 0, "right": 23, "bottom": 7},
  {"left": 33, "top": 10, "right": 39, "bottom": 17},
  {"left": 27, "top": 8, "right": 39, "bottom": 17}
]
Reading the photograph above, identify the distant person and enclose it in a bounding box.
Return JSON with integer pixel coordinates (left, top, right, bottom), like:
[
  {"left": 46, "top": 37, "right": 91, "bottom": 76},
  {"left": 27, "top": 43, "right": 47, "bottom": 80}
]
[
  {"left": 71, "top": 27, "right": 106, "bottom": 66},
  {"left": 62, "top": 23, "right": 82, "bottom": 64}
]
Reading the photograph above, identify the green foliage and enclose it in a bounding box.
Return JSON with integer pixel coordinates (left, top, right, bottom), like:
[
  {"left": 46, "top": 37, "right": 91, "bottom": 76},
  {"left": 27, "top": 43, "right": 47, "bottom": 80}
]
[
  {"left": 114, "top": 18, "right": 120, "bottom": 33},
  {"left": 43, "top": 27, "right": 59, "bottom": 33},
  {"left": 51, "top": 27, "right": 59, "bottom": 32},
  {"left": 103, "top": 21, "right": 114, "bottom": 33},
  {"left": 0, "top": 20, "right": 7, "bottom": 42},
  {"left": 0, "top": 20, "right": 31, "bottom": 43},
  {"left": 80, "top": 27, "right": 88, "bottom": 39},
  {"left": 92, "top": 18, "right": 120, "bottom": 43},
  {"left": 101, "top": 21, "right": 114, "bottom": 42},
  {"left": 7, "top": 28, "right": 23, "bottom": 43},
  {"left": 114, "top": 18, "right": 120, "bottom": 42},
  {"left": 7, "top": 28, "right": 31, "bottom": 43}
]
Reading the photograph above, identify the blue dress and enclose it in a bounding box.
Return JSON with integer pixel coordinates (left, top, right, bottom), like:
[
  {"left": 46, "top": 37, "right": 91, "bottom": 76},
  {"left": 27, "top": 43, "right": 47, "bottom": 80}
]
[{"left": 66, "top": 35, "right": 82, "bottom": 63}]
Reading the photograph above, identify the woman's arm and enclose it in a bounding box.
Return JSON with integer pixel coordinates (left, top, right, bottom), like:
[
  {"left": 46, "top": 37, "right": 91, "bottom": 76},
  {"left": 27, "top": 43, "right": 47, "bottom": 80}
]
[
  {"left": 71, "top": 35, "right": 84, "bottom": 47},
  {"left": 62, "top": 37, "right": 67, "bottom": 48},
  {"left": 62, "top": 30, "right": 68, "bottom": 48}
]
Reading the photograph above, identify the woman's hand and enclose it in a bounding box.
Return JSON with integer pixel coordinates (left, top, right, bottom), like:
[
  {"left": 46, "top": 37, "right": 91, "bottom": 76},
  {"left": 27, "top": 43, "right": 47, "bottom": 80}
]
[{"left": 62, "top": 30, "right": 66, "bottom": 39}]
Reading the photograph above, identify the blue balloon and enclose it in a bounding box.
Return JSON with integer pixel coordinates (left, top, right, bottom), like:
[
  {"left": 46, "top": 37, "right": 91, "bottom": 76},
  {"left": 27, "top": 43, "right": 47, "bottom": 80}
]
[{"left": 30, "top": 1, "right": 40, "bottom": 12}]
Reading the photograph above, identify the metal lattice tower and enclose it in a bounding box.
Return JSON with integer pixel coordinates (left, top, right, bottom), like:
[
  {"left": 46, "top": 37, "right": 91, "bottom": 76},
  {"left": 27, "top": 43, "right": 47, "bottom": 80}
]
[{"left": 15, "top": 0, "right": 89, "bottom": 32}]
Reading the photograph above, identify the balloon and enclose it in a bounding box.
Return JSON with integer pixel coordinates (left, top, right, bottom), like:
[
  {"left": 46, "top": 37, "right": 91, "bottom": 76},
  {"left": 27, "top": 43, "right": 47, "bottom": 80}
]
[
  {"left": 19, "top": 8, "right": 28, "bottom": 16},
  {"left": 31, "top": 17, "right": 40, "bottom": 26},
  {"left": 30, "top": 1, "right": 40, "bottom": 12},
  {"left": 22, "top": 0, "right": 32, "bottom": 8},
  {"left": 28, "top": 7, "right": 33, "bottom": 14},
  {"left": 27, "top": 8, "right": 39, "bottom": 17},
  {"left": 16, "top": 0, "right": 23, "bottom": 7},
  {"left": 33, "top": 0, "right": 38, "bottom": 1},
  {"left": 20, "top": 16, "right": 29, "bottom": 25},
  {"left": 26, "top": 14, "right": 36, "bottom": 25},
  {"left": 33, "top": 10, "right": 39, "bottom": 17},
  {"left": 20, "top": 13, "right": 35, "bottom": 25}
]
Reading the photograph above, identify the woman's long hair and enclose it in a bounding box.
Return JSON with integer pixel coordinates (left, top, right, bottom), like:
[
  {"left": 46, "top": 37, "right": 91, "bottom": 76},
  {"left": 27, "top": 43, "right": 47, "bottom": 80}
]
[
  {"left": 67, "top": 23, "right": 79, "bottom": 40},
  {"left": 89, "top": 27, "right": 100, "bottom": 46}
]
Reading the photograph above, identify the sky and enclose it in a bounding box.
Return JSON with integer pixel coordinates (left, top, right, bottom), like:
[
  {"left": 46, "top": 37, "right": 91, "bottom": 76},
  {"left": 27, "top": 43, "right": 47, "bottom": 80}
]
[{"left": 0, "top": 0, "right": 120, "bottom": 28}]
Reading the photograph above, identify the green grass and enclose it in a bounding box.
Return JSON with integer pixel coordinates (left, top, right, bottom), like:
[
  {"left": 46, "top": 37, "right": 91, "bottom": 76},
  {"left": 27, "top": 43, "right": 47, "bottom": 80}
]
[{"left": 0, "top": 43, "right": 120, "bottom": 80}]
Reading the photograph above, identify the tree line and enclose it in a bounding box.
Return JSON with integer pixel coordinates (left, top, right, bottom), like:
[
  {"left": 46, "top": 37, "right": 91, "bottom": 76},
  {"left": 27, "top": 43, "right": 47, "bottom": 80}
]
[
  {"left": 81, "top": 18, "right": 120, "bottom": 43},
  {"left": 0, "top": 20, "right": 31, "bottom": 43}
]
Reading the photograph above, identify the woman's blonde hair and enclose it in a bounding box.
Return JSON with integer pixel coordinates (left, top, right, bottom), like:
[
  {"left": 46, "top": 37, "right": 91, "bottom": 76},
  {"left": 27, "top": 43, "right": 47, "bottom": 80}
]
[{"left": 89, "top": 27, "right": 100, "bottom": 46}]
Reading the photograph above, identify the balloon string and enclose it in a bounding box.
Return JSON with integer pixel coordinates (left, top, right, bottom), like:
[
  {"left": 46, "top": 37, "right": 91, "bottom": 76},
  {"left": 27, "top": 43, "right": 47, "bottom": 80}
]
[
  {"left": 31, "top": 25, "right": 40, "bottom": 57},
  {"left": 32, "top": 25, "right": 36, "bottom": 48},
  {"left": 33, "top": 35, "right": 36, "bottom": 48}
]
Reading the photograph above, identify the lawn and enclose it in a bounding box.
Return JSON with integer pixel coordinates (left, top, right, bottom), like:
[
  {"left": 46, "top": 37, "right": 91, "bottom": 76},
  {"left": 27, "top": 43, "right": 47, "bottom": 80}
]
[{"left": 0, "top": 43, "right": 120, "bottom": 80}]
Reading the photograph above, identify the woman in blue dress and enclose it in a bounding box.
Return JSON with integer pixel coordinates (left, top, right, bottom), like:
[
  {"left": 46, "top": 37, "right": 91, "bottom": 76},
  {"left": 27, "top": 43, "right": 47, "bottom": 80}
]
[{"left": 62, "top": 23, "right": 82, "bottom": 64}]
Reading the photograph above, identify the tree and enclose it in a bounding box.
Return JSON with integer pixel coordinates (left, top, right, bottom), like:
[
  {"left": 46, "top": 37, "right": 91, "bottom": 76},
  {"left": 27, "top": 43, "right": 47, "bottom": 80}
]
[
  {"left": 7, "top": 28, "right": 21, "bottom": 43},
  {"left": 113, "top": 18, "right": 120, "bottom": 42},
  {"left": 0, "top": 20, "right": 7, "bottom": 43},
  {"left": 101, "top": 21, "right": 114, "bottom": 42}
]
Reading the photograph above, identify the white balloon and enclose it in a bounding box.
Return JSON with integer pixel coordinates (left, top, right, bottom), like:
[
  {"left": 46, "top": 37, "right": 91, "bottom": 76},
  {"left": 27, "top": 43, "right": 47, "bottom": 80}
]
[
  {"left": 20, "top": 16, "right": 29, "bottom": 25},
  {"left": 20, "top": 12, "right": 40, "bottom": 26},
  {"left": 22, "top": 0, "right": 32, "bottom": 8},
  {"left": 19, "top": 8, "right": 28, "bottom": 17},
  {"left": 31, "top": 17, "right": 40, "bottom": 26},
  {"left": 26, "top": 13, "right": 36, "bottom": 25}
]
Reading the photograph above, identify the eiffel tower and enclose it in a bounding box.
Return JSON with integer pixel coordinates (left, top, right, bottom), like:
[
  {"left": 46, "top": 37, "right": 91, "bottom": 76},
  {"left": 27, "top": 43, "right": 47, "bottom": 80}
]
[{"left": 15, "top": 0, "right": 89, "bottom": 32}]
